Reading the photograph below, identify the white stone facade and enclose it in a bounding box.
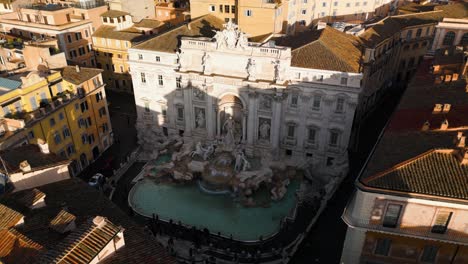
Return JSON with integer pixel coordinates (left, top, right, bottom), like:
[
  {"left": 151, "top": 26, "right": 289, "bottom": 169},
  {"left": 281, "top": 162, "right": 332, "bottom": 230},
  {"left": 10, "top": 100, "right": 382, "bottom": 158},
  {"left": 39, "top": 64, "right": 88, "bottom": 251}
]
[{"left": 128, "top": 23, "right": 362, "bottom": 176}]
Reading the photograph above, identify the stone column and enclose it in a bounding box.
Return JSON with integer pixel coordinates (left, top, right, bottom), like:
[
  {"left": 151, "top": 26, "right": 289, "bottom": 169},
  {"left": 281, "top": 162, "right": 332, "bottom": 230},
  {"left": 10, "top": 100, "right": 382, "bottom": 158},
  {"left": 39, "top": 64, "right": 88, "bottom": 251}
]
[
  {"left": 206, "top": 86, "right": 215, "bottom": 140},
  {"left": 242, "top": 109, "right": 248, "bottom": 143},
  {"left": 216, "top": 106, "right": 221, "bottom": 137},
  {"left": 246, "top": 91, "right": 257, "bottom": 145},
  {"left": 183, "top": 86, "right": 192, "bottom": 137},
  {"left": 271, "top": 92, "right": 284, "bottom": 149}
]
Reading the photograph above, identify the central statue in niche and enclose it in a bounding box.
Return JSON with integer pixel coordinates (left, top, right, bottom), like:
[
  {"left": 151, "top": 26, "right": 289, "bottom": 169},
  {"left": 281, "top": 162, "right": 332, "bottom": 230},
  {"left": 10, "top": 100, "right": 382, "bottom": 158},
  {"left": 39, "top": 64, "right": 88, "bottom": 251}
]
[{"left": 219, "top": 95, "right": 243, "bottom": 148}]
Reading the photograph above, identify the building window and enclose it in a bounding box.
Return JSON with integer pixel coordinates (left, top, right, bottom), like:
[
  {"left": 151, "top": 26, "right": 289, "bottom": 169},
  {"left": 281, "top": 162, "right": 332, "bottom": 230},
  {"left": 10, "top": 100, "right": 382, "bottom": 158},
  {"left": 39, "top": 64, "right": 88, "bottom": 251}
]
[
  {"left": 461, "top": 33, "right": 468, "bottom": 46},
  {"left": 329, "top": 130, "right": 340, "bottom": 147},
  {"left": 50, "top": 118, "right": 56, "bottom": 126},
  {"left": 290, "top": 94, "right": 299, "bottom": 108},
  {"left": 28, "top": 131, "right": 35, "bottom": 139},
  {"left": 81, "top": 133, "right": 88, "bottom": 144},
  {"left": 308, "top": 127, "right": 316, "bottom": 143},
  {"left": 156, "top": 56, "right": 160, "bottom": 62},
  {"left": 85, "top": 117, "right": 92, "bottom": 127},
  {"left": 340, "top": 77, "right": 348, "bottom": 85},
  {"left": 80, "top": 101, "right": 89, "bottom": 113},
  {"left": 66, "top": 144, "right": 75, "bottom": 155},
  {"left": 431, "top": 211, "right": 452, "bottom": 234},
  {"left": 95, "top": 92, "right": 103, "bottom": 102},
  {"left": 245, "top": 9, "right": 253, "bottom": 16},
  {"left": 225, "top": 5, "right": 230, "bottom": 13},
  {"left": 158, "top": 75, "right": 164, "bottom": 86},
  {"left": 177, "top": 107, "right": 184, "bottom": 120},
  {"left": 141, "top": 73, "right": 146, "bottom": 83},
  {"left": 301, "top": 9, "right": 306, "bottom": 15},
  {"left": 138, "top": 54, "right": 143, "bottom": 60},
  {"left": 322, "top": 2, "right": 326, "bottom": 7},
  {"left": 383, "top": 204, "right": 402, "bottom": 228},
  {"left": 67, "top": 35, "right": 72, "bottom": 43},
  {"left": 421, "top": 245, "right": 438, "bottom": 263},
  {"left": 374, "top": 238, "right": 391, "bottom": 256},
  {"left": 335, "top": 98, "right": 345, "bottom": 113},
  {"left": 62, "top": 127, "right": 71, "bottom": 138},
  {"left": 406, "top": 30, "right": 413, "bottom": 41},
  {"left": 312, "top": 95, "right": 321, "bottom": 110},
  {"left": 442, "top": 31, "right": 456, "bottom": 46},
  {"left": 58, "top": 112, "right": 64, "bottom": 120},
  {"left": 231, "top": 5, "right": 236, "bottom": 13},
  {"left": 54, "top": 132, "right": 62, "bottom": 144},
  {"left": 287, "top": 124, "right": 295, "bottom": 138},
  {"left": 416, "top": 28, "right": 422, "bottom": 38},
  {"left": 209, "top": 5, "right": 215, "bottom": 12},
  {"left": 176, "top": 77, "right": 182, "bottom": 89},
  {"left": 99, "top": 107, "right": 107, "bottom": 117}
]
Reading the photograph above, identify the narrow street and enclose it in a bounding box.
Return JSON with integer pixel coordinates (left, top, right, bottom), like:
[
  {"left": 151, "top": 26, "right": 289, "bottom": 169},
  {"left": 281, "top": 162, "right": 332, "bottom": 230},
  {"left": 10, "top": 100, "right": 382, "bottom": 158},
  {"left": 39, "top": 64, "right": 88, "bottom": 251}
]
[
  {"left": 290, "top": 90, "right": 404, "bottom": 264},
  {"left": 78, "top": 90, "right": 138, "bottom": 181}
]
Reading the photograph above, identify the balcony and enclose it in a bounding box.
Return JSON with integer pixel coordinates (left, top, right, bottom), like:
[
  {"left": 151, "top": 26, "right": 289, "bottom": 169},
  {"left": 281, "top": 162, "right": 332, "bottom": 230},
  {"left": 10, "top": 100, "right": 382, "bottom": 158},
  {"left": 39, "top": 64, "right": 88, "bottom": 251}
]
[{"left": 282, "top": 137, "right": 297, "bottom": 146}]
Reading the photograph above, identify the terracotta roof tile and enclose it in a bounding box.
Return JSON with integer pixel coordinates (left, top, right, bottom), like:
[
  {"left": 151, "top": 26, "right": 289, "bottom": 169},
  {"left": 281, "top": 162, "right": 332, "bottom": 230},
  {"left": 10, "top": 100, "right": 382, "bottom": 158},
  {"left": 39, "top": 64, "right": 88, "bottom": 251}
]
[
  {"left": 61, "top": 66, "right": 103, "bottom": 85},
  {"left": 49, "top": 210, "right": 76, "bottom": 234},
  {"left": 0, "top": 228, "right": 44, "bottom": 264},
  {"left": 14, "top": 188, "right": 45, "bottom": 208},
  {"left": 0, "top": 204, "right": 23, "bottom": 229},
  {"left": 0, "top": 145, "right": 68, "bottom": 174},
  {"left": 39, "top": 216, "right": 122, "bottom": 264},
  {"left": 133, "top": 15, "right": 224, "bottom": 53},
  {"left": 101, "top": 10, "right": 130, "bottom": 18},
  {"left": 364, "top": 150, "right": 468, "bottom": 200},
  {"left": 92, "top": 25, "right": 148, "bottom": 42},
  {"left": 359, "top": 59, "right": 468, "bottom": 201},
  {"left": 275, "top": 26, "right": 363, "bottom": 73}
]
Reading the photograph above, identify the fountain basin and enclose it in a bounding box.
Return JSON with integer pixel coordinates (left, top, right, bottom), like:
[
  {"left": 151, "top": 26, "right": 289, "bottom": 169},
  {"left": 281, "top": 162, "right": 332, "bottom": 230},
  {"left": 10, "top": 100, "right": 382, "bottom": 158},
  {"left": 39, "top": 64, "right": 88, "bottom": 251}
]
[{"left": 128, "top": 179, "right": 300, "bottom": 241}]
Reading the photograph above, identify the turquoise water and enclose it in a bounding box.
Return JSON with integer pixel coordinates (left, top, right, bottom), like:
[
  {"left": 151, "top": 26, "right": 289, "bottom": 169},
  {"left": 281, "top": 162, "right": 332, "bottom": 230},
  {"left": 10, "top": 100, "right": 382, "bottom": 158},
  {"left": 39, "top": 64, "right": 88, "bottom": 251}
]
[{"left": 129, "top": 179, "right": 300, "bottom": 241}]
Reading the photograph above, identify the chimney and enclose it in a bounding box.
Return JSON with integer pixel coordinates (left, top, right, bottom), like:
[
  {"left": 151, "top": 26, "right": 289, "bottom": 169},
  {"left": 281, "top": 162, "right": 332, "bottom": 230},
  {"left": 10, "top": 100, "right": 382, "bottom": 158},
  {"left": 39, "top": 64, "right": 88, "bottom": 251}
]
[
  {"left": 19, "top": 160, "right": 31, "bottom": 172},
  {"left": 75, "top": 65, "right": 80, "bottom": 73},
  {"left": 440, "top": 119, "right": 449, "bottom": 130},
  {"left": 457, "top": 148, "right": 468, "bottom": 165},
  {"left": 37, "top": 139, "right": 50, "bottom": 154},
  {"left": 421, "top": 120, "right": 430, "bottom": 131},
  {"left": 433, "top": 104, "right": 442, "bottom": 113},
  {"left": 442, "top": 104, "right": 451, "bottom": 113},
  {"left": 317, "top": 21, "right": 327, "bottom": 30},
  {"left": 92, "top": 216, "right": 106, "bottom": 228},
  {"left": 456, "top": 132, "right": 466, "bottom": 148}
]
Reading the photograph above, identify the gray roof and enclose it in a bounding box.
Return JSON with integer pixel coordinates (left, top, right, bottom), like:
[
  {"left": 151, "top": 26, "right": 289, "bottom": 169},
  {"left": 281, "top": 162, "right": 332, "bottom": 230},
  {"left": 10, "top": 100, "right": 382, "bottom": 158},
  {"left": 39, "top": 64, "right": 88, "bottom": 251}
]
[{"left": 0, "top": 77, "right": 21, "bottom": 91}]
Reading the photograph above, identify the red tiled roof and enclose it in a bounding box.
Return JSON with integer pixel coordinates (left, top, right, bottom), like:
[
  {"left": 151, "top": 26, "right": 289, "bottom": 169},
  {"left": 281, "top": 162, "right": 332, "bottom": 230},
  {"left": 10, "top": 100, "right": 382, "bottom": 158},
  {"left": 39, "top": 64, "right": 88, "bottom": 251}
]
[
  {"left": 0, "top": 204, "right": 23, "bottom": 229},
  {"left": 0, "top": 228, "right": 44, "bottom": 264}
]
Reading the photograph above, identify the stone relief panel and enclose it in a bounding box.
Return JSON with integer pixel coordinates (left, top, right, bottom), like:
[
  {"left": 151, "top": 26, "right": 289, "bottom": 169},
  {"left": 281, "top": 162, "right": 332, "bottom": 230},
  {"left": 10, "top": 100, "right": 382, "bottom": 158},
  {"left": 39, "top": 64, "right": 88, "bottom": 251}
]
[{"left": 259, "top": 94, "right": 273, "bottom": 111}]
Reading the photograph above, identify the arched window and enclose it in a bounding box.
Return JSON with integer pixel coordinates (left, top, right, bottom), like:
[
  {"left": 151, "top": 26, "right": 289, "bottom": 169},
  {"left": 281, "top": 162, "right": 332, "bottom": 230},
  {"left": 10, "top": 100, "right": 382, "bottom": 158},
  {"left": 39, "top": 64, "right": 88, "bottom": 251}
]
[
  {"left": 461, "top": 33, "right": 468, "bottom": 46},
  {"left": 442, "top": 31, "right": 456, "bottom": 46},
  {"left": 406, "top": 30, "right": 413, "bottom": 41}
]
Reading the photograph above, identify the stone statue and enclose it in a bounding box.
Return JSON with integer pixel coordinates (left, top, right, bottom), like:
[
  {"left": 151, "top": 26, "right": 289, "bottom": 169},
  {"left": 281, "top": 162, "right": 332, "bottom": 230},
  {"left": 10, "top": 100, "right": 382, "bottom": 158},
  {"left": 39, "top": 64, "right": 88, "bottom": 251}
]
[
  {"left": 178, "top": 51, "right": 187, "bottom": 70},
  {"left": 247, "top": 58, "right": 257, "bottom": 80},
  {"left": 176, "top": 51, "right": 181, "bottom": 68},
  {"left": 235, "top": 150, "right": 250, "bottom": 172},
  {"left": 259, "top": 120, "right": 271, "bottom": 140},
  {"left": 236, "top": 31, "right": 249, "bottom": 49},
  {"left": 195, "top": 109, "right": 205, "bottom": 128},
  {"left": 213, "top": 30, "right": 227, "bottom": 49},
  {"left": 272, "top": 60, "right": 282, "bottom": 82},
  {"left": 202, "top": 52, "right": 211, "bottom": 73},
  {"left": 222, "top": 116, "right": 236, "bottom": 146},
  {"left": 190, "top": 142, "right": 214, "bottom": 161}
]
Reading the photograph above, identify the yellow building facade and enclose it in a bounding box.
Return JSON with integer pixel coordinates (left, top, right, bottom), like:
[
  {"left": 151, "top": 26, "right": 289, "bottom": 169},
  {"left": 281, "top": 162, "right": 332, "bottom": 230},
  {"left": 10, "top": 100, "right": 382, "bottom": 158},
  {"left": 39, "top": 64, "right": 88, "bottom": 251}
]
[
  {"left": 0, "top": 67, "right": 112, "bottom": 175},
  {"left": 190, "top": 0, "right": 284, "bottom": 37}
]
